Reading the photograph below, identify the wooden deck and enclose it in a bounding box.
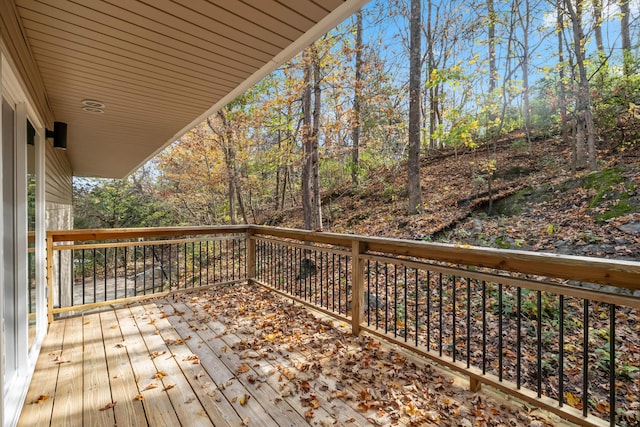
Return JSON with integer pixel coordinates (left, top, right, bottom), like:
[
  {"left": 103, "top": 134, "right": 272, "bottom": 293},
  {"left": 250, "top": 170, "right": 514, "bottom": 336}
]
[{"left": 19, "top": 284, "right": 560, "bottom": 427}]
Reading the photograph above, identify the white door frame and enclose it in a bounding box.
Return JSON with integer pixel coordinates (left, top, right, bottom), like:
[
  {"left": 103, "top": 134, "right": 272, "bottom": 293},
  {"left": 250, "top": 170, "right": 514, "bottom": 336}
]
[{"left": 1, "top": 52, "right": 47, "bottom": 427}]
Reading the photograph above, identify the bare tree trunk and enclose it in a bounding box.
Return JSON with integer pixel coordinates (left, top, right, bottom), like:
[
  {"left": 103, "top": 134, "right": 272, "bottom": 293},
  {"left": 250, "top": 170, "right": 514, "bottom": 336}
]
[
  {"left": 301, "top": 46, "right": 323, "bottom": 230},
  {"left": 302, "top": 54, "right": 313, "bottom": 230},
  {"left": 426, "top": 0, "right": 437, "bottom": 152},
  {"left": 407, "top": 0, "right": 423, "bottom": 215},
  {"left": 620, "top": 0, "right": 632, "bottom": 76},
  {"left": 487, "top": 0, "right": 497, "bottom": 93},
  {"left": 311, "top": 46, "right": 322, "bottom": 230},
  {"left": 556, "top": 0, "right": 570, "bottom": 170},
  {"left": 566, "top": 0, "right": 597, "bottom": 170},
  {"left": 520, "top": 0, "right": 532, "bottom": 149},
  {"left": 351, "top": 10, "right": 363, "bottom": 190}
]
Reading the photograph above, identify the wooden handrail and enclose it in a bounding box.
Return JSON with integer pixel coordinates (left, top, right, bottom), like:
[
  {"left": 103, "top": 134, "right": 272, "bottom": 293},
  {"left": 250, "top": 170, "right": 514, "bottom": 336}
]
[
  {"left": 252, "top": 225, "right": 640, "bottom": 290},
  {"left": 46, "top": 225, "right": 250, "bottom": 243},
  {"left": 47, "top": 225, "right": 640, "bottom": 290}
]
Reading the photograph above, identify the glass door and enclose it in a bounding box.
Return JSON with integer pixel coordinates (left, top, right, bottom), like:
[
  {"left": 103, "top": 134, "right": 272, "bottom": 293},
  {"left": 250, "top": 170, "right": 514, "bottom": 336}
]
[
  {"left": 27, "top": 119, "right": 36, "bottom": 350},
  {"left": 2, "top": 97, "right": 17, "bottom": 388}
]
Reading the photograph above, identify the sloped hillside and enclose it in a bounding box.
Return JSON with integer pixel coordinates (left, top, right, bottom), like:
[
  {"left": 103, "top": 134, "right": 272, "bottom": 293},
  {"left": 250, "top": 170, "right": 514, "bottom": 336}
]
[{"left": 269, "top": 135, "right": 640, "bottom": 262}]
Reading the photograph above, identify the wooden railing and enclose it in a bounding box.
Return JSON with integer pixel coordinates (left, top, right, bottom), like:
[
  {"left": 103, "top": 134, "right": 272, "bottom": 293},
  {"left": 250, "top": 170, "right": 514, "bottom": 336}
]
[
  {"left": 46, "top": 226, "right": 640, "bottom": 427},
  {"left": 46, "top": 226, "right": 249, "bottom": 322}
]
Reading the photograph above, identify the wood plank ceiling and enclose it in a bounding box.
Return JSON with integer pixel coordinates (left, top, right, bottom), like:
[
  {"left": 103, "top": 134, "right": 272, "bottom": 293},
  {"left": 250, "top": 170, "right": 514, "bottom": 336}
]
[{"left": 14, "top": 0, "right": 367, "bottom": 178}]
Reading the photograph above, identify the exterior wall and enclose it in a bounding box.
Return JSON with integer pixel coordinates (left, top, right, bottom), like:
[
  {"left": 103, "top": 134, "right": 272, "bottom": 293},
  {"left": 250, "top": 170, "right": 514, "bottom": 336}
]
[{"left": 1, "top": 3, "right": 63, "bottom": 426}]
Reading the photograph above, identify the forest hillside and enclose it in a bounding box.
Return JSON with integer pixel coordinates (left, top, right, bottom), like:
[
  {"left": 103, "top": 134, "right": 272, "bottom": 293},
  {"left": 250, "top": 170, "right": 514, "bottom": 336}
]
[{"left": 267, "top": 133, "right": 640, "bottom": 263}]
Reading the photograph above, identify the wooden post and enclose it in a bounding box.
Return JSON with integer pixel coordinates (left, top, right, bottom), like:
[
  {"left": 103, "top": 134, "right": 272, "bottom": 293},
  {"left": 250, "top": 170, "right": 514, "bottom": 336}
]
[
  {"left": 351, "top": 239, "right": 367, "bottom": 336},
  {"left": 46, "top": 233, "right": 54, "bottom": 324},
  {"left": 246, "top": 230, "right": 256, "bottom": 285},
  {"left": 470, "top": 377, "right": 482, "bottom": 392}
]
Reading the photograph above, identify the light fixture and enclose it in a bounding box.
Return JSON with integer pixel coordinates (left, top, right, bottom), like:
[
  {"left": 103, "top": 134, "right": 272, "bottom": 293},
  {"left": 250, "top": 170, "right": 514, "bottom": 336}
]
[
  {"left": 81, "top": 99, "right": 105, "bottom": 113},
  {"left": 46, "top": 121, "right": 67, "bottom": 149}
]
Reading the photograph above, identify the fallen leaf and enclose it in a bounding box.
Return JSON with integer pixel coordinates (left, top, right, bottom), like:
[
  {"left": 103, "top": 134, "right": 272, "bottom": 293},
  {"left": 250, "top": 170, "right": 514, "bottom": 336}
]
[
  {"left": 163, "top": 384, "right": 175, "bottom": 391},
  {"left": 304, "top": 409, "right": 315, "bottom": 419},
  {"left": 154, "top": 371, "right": 167, "bottom": 380},
  {"left": 242, "top": 417, "right": 250, "bottom": 426},
  {"left": 143, "top": 383, "right": 158, "bottom": 391},
  {"left": 237, "top": 365, "right": 251, "bottom": 375},
  {"left": 34, "top": 395, "right": 49, "bottom": 404},
  {"left": 99, "top": 401, "right": 117, "bottom": 411},
  {"left": 135, "top": 394, "right": 143, "bottom": 401},
  {"left": 240, "top": 394, "right": 251, "bottom": 406}
]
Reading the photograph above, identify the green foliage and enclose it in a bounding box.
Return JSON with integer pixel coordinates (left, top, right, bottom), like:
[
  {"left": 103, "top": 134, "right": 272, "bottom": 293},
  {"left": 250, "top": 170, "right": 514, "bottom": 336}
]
[
  {"left": 596, "top": 201, "right": 633, "bottom": 222},
  {"left": 74, "top": 175, "right": 174, "bottom": 229},
  {"left": 583, "top": 167, "right": 625, "bottom": 208}
]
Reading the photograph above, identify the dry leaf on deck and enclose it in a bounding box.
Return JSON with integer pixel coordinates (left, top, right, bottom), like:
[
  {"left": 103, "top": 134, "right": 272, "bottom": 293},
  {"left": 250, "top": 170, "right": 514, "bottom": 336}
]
[
  {"left": 163, "top": 384, "right": 175, "bottom": 391},
  {"left": 99, "top": 401, "right": 117, "bottom": 411},
  {"left": 143, "top": 383, "right": 158, "bottom": 391},
  {"left": 134, "top": 394, "right": 143, "bottom": 401},
  {"left": 240, "top": 394, "right": 251, "bottom": 406},
  {"left": 236, "top": 364, "right": 251, "bottom": 375},
  {"left": 34, "top": 395, "right": 49, "bottom": 404}
]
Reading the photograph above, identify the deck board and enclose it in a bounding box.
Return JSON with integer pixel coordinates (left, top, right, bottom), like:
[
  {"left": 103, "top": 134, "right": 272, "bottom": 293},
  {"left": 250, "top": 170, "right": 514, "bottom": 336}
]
[
  {"left": 49, "top": 315, "right": 85, "bottom": 427},
  {"left": 100, "top": 310, "right": 147, "bottom": 427},
  {"left": 114, "top": 305, "right": 181, "bottom": 426},
  {"left": 18, "top": 285, "right": 552, "bottom": 427},
  {"left": 18, "top": 320, "right": 65, "bottom": 425},
  {"left": 168, "top": 299, "right": 307, "bottom": 426},
  {"left": 130, "top": 304, "right": 214, "bottom": 427},
  {"left": 83, "top": 313, "right": 116, "bottom": 425}
]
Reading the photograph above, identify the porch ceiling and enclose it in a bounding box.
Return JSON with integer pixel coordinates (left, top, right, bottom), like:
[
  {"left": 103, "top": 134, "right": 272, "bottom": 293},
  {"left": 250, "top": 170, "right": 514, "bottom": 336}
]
[{"left": 14, "top": 0, "right": 367, "bottom": 178}]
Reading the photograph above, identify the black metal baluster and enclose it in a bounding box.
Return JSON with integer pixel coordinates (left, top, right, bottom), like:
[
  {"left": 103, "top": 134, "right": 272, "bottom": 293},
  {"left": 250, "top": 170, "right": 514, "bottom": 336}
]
[
  {"left": 394, "top": 264, "right": 398, "bottom": 337},
  {"left": 583, "top": 298, "right": 589, "bottom": 417},
  {"left": 184, "top": 242, "right": 188, "bottom": 285},
  {"left": 114, "top": 246, "right": 118, "bottom": 300},
  {"left": 427, "top": 271, "right": 431, "bottom": 352},
  {"left": 82, "top": 249, "right": 86, "bottom": 305},
  {"left": 499, "top": 283, "right": 503, "bottom": 381},
  {"left": 152, "top": 245, "right": 156, "bottom": 293},
  {"left": 610, "top": 303, "right": 616, "bottom": 427},
  {"left": 168, "top": 244, "right": 172, "bottom": 289},
  {"left": 57, "top": 250, "right": 62, "bottom": 308},
  {"left": 314, "top": 250, "right": 318, "bottom": 304},
  {"left": 559, "top": 294, "right": 564, "bottom": 407},
  {"left": 537, "top": 291, "right": 542, "bottom": 397},
  {"left": 133, "top": 246, "right": 137, "bottom": 297},
  {"left": 199, "top": 241, "right": 202, "bottom": 286},
  {"left": 482, "top": 281, "right": 486, "bottom": 375},
  {"left": 104, "top": 248, "right": 108, "bottom": 301},
  {"left": 338, "top": 254, "right": 342, "bottom": 313},
  {"left": 385, "top": 264, "right": 389, "bottom": 334},
  {"left": 320, "top": 252, "right": 324, "bottom": 307},
  {"left": 415, "top": 269, "right": 419, "bottom": 347},
  {"left": 517, "top": 287, "right": 522, "bottom": 389},
  {"left": 124, "top": 247, "right": 128, "bottom": 298},
  {"left": 232, "top": 239, "right": 236, "bottom": 281},
  {"left": 375, "top": 261, "right": 379, "bottom": 328},
  {"left": 403, "top": 267, "right": 407, "bottom": 342},
  {"left": 439, "top": 273, "right": 443, "bottom": 357},
  {"left": 190, "top": 242, "right": 193, "bottom": 286},
  {"left": 452, "top": 275, "right": 456, "bottom": 361},
  {"left": 92, "top": 248, "right": 96, "bottom": 303},
  {"left": 143, "top": 246, "right": 147, "bottom": 294},
  {"left": 176, "top": 242, "right": 179, "bottom": 286},
  {"left": 466, "top": 277, "right": 471, "bottom": 368},
  {"left": 366, "top": 260, "right": 371, "bottom": 326},
  {"left": 224, "top": 239, "right": 232, "bottom": 282}
]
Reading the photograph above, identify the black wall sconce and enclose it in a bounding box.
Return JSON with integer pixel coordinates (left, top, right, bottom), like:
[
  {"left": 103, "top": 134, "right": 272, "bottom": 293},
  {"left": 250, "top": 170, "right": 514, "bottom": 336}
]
[{"left": 46, "top": 121, "right": 67, "bottom": 149}]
